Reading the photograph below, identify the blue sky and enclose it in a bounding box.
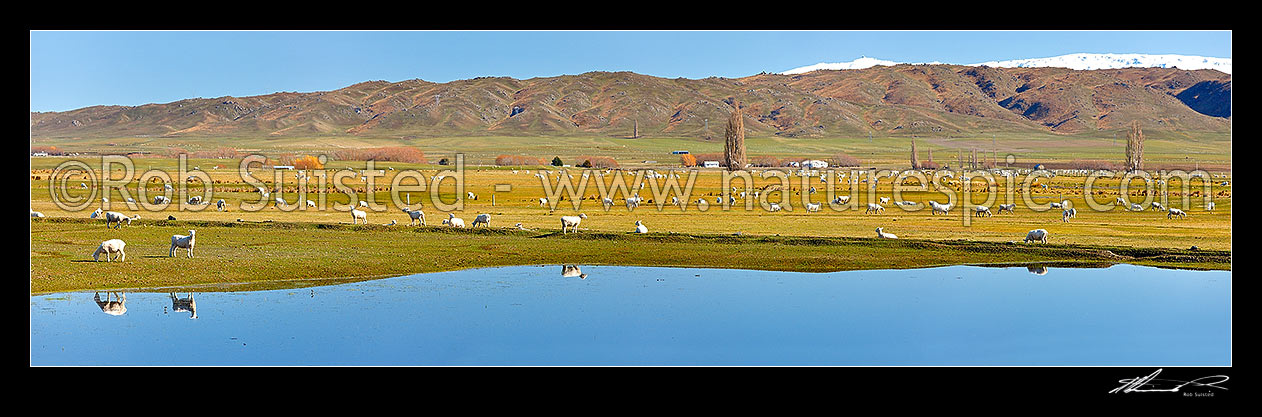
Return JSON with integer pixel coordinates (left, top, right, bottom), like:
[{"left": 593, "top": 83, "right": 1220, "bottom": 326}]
[{"left": 30, "top": 30, "right": 1231, "bottom": 112}]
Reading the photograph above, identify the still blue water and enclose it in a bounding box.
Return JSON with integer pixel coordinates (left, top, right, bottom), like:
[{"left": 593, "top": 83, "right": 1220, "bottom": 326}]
[{"left": 30, "top": 264, "right": 1230, "bottom": 366}]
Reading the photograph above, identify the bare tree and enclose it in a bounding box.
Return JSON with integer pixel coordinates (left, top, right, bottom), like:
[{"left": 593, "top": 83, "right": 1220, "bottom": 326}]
[
  {"left": 1125, "top": 121, "right": 1145, "bottom": 172},
  {"left": 910, "top": 139, "right": 921, "bottom": 170},
  {"left": 723, "top": 101, "right": 747, "bottom": 171}
]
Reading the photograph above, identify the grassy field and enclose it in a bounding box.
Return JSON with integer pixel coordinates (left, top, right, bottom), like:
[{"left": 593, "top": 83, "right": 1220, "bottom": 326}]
[
  {"left": 30, "top": 217, "right": 1230, "bottom": 295},
  {"left": 30, "top": 150, "right": 1231, "bottom": 294}
]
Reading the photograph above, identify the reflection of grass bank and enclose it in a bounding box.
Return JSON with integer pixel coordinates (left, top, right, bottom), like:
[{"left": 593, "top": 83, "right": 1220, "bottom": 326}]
[{"left": 30, "top": 218, "right": 1229, "bottom": 294}]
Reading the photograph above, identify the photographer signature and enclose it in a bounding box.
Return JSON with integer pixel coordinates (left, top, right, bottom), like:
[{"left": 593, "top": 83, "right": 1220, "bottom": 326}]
[{"left": 1109, "top": 369, "right": 1229, "bottom": 394}]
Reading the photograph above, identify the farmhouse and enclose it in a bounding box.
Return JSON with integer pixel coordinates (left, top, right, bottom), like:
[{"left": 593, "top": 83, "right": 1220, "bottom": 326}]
[
  {"left": 702, "top": 161, "right": 720, "bottom": 168},
  {"left": 802, "top": 160, "right": 829, "bottom": 169}
]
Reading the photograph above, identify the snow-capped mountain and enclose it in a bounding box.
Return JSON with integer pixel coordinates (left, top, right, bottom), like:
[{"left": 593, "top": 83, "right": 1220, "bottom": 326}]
[{"left": 782, "top": 53, "right": 1231, "bottom": 75}]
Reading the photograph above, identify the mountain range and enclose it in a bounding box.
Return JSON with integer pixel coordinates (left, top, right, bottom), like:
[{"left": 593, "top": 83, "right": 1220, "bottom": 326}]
[{"left": 30, "top": 56, "right": 1232, "bottom": 140}]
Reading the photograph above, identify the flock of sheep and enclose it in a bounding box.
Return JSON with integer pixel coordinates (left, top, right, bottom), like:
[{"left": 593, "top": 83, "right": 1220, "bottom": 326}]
[{"left": 51, "top": 167, "right": 1222, "bottom": 264}]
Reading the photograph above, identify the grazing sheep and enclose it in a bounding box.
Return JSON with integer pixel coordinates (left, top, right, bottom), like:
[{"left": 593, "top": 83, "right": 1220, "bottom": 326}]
[
  {"left": 31, "top": 210, "right": 45, "bottom": 218},
  {"left": 1205, "top": 202, "right": 1215, "bottom": 211},
  {"left": 560, "top": 213, "right": 588, "bottom": 234},
  {"left": 153, "top": 195, "right": 171, "bottom": 205},
  {"left": 93, "top": 239, "right": 126, "bottom": 262},
  {"left": 974, "top": 206, "right": 992, "bottom": 217},
  {"left": 866, "top": 203, "right": 885, "bottom": 214},
  {"left": 634, "top": 220, "right": 648, "bottom": 234},
  {"left": 875, "top": 227, "right": 897, "bottom": 239},
  {"left": 216, "top": 199, "right": 227, "bottom": 211},
  {"left": 1115, "top": 197, "right": 1126, "bottom": 205},
  {"left": 359, "top": 200, "right": 369, "bottom": 208},
  {"left": 91, "top": 209, "right": 139, "bottom": 229},
  {"left": 806, "top": 202, "right": 822, "bottom": 212},
  {"left": 305, "top": 199, "right": 316, "bottom": 208},
  {"left": 401, "top": 207, "right": 426, "bottom": 226},
  {"left": 442, "top": 213, "right": 466, "bottom": 228},
  {"left": 997, "top": 203, "right": 1016, "bottom": 214},
  {"left": 472, "top": 213, "right": 491, "bottom": 228},
  {"left": 539, "top": 198, "right": 548, "bottom": 207},
  {"left": 879, "top": 197, "right": 890, "bottom": 204},
  {"left": 833, "top": 196, "right": 851, "bottom": 205},
  {"left": 1050, "top": 202, "right": 1063, "bottom": 209},
  {"left": 274, "top": 197, "right": 287, "bottom": 208},
  {"left": 1130, "top": 203, "right": 1144, "bottom": 211},
  {"left": 1167, "top": 208, "right": 1187, "bottom": 219},
  {"left": 1062, "top": 208, "right": 1076, "bottom": 222},
  {"left": 768, "top": 203, "right": 782, "bottom": 212},
  {"left": 467, "top": 192, "right": 477, "bottom": 200},
  {"left": 515, "top": 222, "right": 531, "bottom": 231},
  {"left": 169, "top": 230, "right": 196, "bottom": 258},
  {"left": 1151, "top": 202, "right": 1165, "bottom": 211},
  {"left": 188, "top": 196, "right": 202, "bottom": 205},
  {"left": 929, "top": 201, "right": 951, "bottom": 215},
  {"left": 351, "top": 208, "right": 367, "bottom": 225},
  {"left": 1024, "top": 229, "right": 1049, "bottom": 244}
]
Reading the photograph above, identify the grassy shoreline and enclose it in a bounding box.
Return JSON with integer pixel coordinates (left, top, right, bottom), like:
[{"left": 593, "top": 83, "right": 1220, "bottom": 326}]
[{"left": 30, "top": 217, "right": 1230, "bottom": 295}]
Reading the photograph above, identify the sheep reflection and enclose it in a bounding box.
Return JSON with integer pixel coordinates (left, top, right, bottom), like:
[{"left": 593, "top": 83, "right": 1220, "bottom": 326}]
[
  {"left": 169, "top": 292, "right": 198, "bottom": 319},
  {"left": 93, "top": 291, "right": 127, "bottom": 316},
  {"left": 1026, "top": 265, "right": 1049, "bottom": 275},
  {"left": 561, "top": 265, "right": 588, "bottom": 280}
]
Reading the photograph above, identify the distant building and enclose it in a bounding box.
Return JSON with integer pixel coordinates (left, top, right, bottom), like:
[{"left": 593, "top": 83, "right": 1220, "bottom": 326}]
[
  {"left": 273, "top": 165, "right": 295, "bottom": 170},
  {"left": 31, "top": 152, "right": 49, "bottom": 157},
  {"left": 672, "top": 150, "right": 690, "bottom": 154},
  {"left": 702, "top": 161, "right": 720, "bottom": 168},
  {"left": 802, "top": 160, "right": 829, "bottom": 169}
]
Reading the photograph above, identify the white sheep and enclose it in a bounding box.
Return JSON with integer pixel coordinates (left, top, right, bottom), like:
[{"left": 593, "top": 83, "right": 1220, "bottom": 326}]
[
  {"left": 472, "top": 213, "right": 491, "bottom": 228},
  {"left": 1205, "top": 202, "right": 1215, "bottom": 212},
  {"left": 560, "top": 213, "right": 587, "bottom": 233},
  {"left": 442, "top": 213, "right": 466, "bottom": 228},
  {"left": 1049, "top": 202, "right": 1062, "bottom": 209},
  {"left": 1167, "top": 208, "right": 1187, "bottom": 219},
  {"left": 1024, "top": 229, "right": 1049, "bottom": 244},
  {"left": 216, "top": 199, "right": 227, "bottom": 211},
  {"left": 974, "top": 206, "right": 992, "bottom": 217},
  {"left": 93, "top": 239, "right": 126, "bottom": 262},
  {"left": 305, "top": 199, "right": 316, "bottom": 208},
  {"left": 31, "top": 210, "right": 45, "bottom": 218},
  {"left": 351, "top": 208, "right": 367, "bottom": 225},
  {"left": 359, "top": 200, "right": 369, "bottom": 208},
  {"left": 768, "top": 203, "right": 782, "bottom": 212},
  {"left": 929, "top": 201, "right": 951, "bottom": 215},
  {"left": 401, "top": 207, "right": 425, "bottom": 226},
  {"left": 634, "top": 220, "right": 648, "bottom": 234},
  {"left": 1151, "top": 201, "right": 1165, "bottom": 211},
  {"left": 1115, "top": 197, "right": 1126, "bottom": 205},
  {"left": 274, "top": 197, "right": 287, "bottom": 208},
  {"left": 1062, "top": 207, "right": 1076, "bottom": 222},
  {"left": 833, "top": 196, "right": 851, "bottom": 205},
  {"left": 1130, "top": 203, "right": 1143, "bottom": 211},
  {"left": 866, "top": 203, "right": 884, "bottom": 214},
  {"left": 467, "top": 192, "right": 477, "bottom": 200},
  {"left": 188, "top": 196, "right": 202, "bottom": 205},
  {"left": 806, "top": 202, "right": 821, "bottom": 212},
  {"left": 879, "top": 197, "right": 890, "bottom": 205},
  {"left": 539, "top": 198, "right": 548, "bottom": 207},
  {"left": 91, "top": 209, "right": 139, "bottom": 229},
  {"left": 997, "top": 203, "right": 1016, "bottom": 214},
  {"left": 875, "top": 227, "right": 897, "bottom": 239},
  {"left": 153, "top": 195, "right": 171, "bottom": 205},
  {"left": 169, "top": 230, "right": 196, "bottom": 258}
]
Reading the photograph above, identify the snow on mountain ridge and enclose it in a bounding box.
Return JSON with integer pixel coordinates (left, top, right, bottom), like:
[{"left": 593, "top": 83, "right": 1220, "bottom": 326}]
[{"left": 781, "top": 53, "right": 1232, "bottom": 75}]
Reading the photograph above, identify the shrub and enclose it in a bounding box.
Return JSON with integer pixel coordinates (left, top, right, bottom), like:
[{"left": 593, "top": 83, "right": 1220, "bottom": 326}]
[
  {"left": 829, "top": 152, "right": 862, "bottom": 167},
  {"left": 749, "top": 155, "right": 780, "bottom": 167},
  {"left": 576, "top": 156, "right": 619, "bottom": 169},
  {"left": 495, "top": 155, "right": 544, "bottom": 166},
  {"left": 551, "top": 156, "right": 563, "bottom": 166},
  {"left": 680, "top": 154, "right": 697, "bottom": 167}
]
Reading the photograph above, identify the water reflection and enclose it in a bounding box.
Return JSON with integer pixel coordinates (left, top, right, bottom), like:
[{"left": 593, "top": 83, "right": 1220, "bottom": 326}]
[
  {"left": 169, "top": 292, "right": 197, "bottom": 319},
  {"left": 561, "top": 265, "right": 588, "bottom": 280},
  {"left": 93, "top": 291, "right": 127, "bottom": 316},
  {"left": 1027, "top": 265, "right": 1049, "bottom": 275}
]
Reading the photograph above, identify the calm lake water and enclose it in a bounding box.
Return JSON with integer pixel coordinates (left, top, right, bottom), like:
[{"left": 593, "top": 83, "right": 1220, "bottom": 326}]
[{"left": 30, "top": 264, "right": 1230, "bottom": 366}]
